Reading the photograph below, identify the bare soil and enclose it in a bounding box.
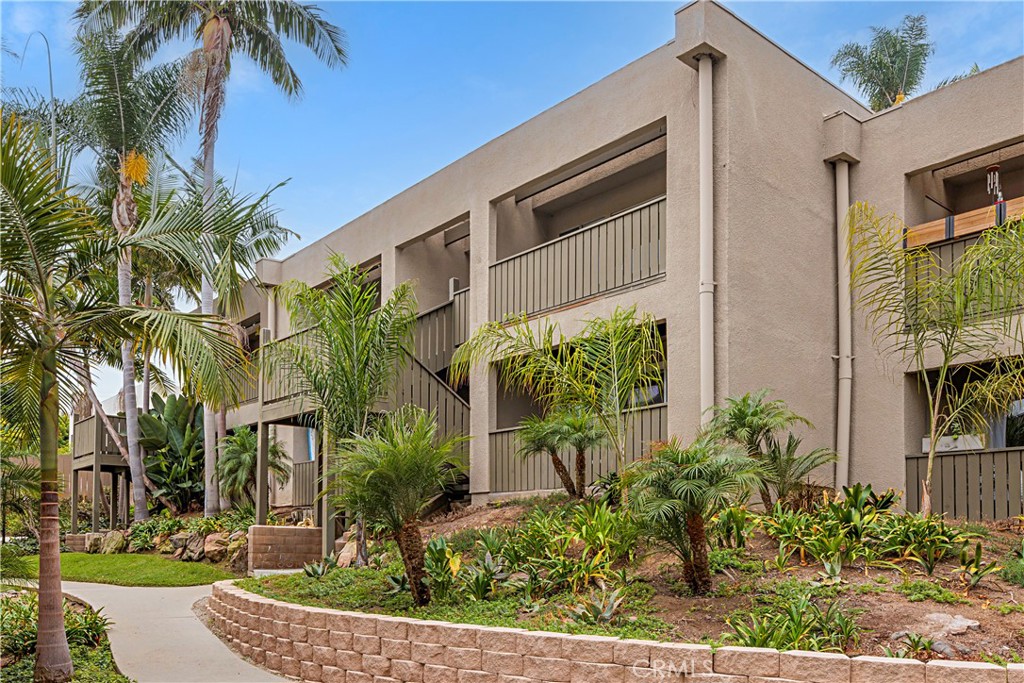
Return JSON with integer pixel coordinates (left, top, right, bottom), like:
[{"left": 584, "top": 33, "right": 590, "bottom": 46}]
[{"left": 423, "top": 502, "right": 1024, "bottom": 661}]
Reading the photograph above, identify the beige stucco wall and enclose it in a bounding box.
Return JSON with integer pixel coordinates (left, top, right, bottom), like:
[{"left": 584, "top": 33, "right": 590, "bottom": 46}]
[{"left": 233, "top": 1, "right": 1023, "bottom": 502}]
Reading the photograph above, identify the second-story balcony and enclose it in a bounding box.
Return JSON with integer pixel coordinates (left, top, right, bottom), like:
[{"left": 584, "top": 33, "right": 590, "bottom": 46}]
[
  {"left": 489, "top": 197, "right": 666, "bottom": 321},
  {"left": 905, "top": 196, "right": 1023, "bottom": 248}
]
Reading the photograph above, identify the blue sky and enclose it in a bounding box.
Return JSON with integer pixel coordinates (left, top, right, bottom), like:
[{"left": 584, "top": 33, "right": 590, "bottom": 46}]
[{"left": 3, "top": 1, "right": 1022, "bottom": 398}]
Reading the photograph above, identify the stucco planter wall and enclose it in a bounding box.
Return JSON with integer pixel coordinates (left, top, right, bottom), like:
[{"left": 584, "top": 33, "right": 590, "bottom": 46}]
[{"left": 208, "top": 581, "right": 1022, "bottom": 683}]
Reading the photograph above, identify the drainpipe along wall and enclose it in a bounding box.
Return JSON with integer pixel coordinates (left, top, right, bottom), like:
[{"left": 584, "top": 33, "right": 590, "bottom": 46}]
[
  {"left": 698, "top": 54, "right": 715, "bottom": 423},
  {"left": 834, "top": 160, "right": 852, "bottom": 489}
]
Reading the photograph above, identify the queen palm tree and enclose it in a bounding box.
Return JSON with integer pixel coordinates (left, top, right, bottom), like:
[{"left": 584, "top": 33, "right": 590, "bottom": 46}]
[
  {"left": 77, "top": 0, "right": 348, "bottom": 516},
  {"left": 329, "top": 406, "right": 466, "bottom": 606},
  {"left": 831, "top": 14, "right": 934, "bottom": 111},
  {"left": 626, "top": 435, "right": 761, "bottom": 595},
  {"left": 1, "top": 111, "right": 245, "bottom": 681},
  {"left": 707, "top": 390, "right": 810, "bottom": 509},
  {"left": 451, "top": 306, "right": 663, "bottom": 503}
]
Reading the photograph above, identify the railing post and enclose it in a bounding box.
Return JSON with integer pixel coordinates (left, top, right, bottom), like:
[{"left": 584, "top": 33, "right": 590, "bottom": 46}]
[{"left": 255, "top": 328, "right": 271, "bottom": 525}]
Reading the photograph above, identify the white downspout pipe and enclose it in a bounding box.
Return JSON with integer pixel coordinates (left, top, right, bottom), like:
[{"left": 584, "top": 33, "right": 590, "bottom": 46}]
[
  {"left": 698, "top": 54, "right": 715, "bottom": 423},
  {"left": 834, "top": 160, "right": 852, "bottom": 490}
]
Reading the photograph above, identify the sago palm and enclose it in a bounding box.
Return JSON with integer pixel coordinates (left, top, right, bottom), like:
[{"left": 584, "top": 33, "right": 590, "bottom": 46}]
[
  {"left": 626, "top": 435, "right": 762, "bottom": 595},
  {"left": 78, "top": 0, "right": 348, "bottom": 516},
  {"left": 762, "top": 433, "right": 836, "bottom": 508},
  {"left": 847, "top": 203, "right": 1024, "bottom": 514},
  {"left": 451, "top": 306, "right": 663, "bottom": 500},
  {"left": 1, "top": 111, "right": 244, "bottom": 682},
  {"left": 328, "top": 406, "right": 466, "bottom": 606},
  {"left": 217, "top": 426, "right": 291, "bottom": 506},
  {"left": 517, "top": 413, "right": 576, "bottom": 498},
  {"left": 707, "top": 389, "right": 810, "bottom": 509}
]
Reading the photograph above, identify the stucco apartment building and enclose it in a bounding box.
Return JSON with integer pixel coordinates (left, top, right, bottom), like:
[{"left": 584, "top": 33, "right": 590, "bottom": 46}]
[{"left": 205, "top": 1, "right": 1023, "bottom": 526}]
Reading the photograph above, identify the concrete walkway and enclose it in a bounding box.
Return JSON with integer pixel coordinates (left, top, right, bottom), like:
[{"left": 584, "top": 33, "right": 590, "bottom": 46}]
[{"left": 64, "top": 582, "right": 284, "bottom": 683}]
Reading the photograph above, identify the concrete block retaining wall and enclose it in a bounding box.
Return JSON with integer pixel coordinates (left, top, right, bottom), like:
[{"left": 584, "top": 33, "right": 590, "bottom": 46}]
[
  {"left": 248, "top": 525, "right": 322, "bottom": 575},
  {"left": 209, "top": 582, "right": 1023, "bottom": 683},
  {"left": 64, "top": 533, "right": 87, "bottom": 552}
]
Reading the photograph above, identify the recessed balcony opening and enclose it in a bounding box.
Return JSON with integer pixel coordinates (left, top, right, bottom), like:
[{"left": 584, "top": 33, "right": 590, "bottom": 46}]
[
  {"left": 490, "top": 130, "right": 668, "bottom": 321},
  {"left": 905, "top": 146, "right": 1023, "bottom": 248},
  {"left": 397, "top": 216, "right": 471, "bottom": 313}
]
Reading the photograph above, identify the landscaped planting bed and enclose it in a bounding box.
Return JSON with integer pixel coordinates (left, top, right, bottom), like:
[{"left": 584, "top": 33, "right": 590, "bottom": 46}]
[{"left": 240, "top": 493, "right": 1024, "bottom": 668}]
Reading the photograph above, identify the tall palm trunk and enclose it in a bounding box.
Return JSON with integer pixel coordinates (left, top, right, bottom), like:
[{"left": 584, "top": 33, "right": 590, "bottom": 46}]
[
  {"left": 217, "top": 407, "right": 230, "bottom": 510},
  {"left": 113, "top": 171, "right": 149, "bottom": 521},
  {"left": 396, "top": 521, "right": 430, "bottom": 606},
  {"left": 200, "top": 15, "right": 230, "bottom": 516},
  {"left": 548, "top": 448, "right": 576, "bottom": 498},
  {"left": 35, "top": 345, "right": 73, "bottom": 682},
  {"left": 141, "top": 276, "right": 153, "bottom": 414}
]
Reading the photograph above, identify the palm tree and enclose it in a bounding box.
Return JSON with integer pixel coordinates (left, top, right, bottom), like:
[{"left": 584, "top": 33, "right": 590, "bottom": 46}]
[
  {"left": 217, "top": 426, "right": 290, "bottom": 506},
  {"left": 78, "top": 0, "right": 349, "bottom": 517},
  {"left": 626, "top": 435, "right": 762, "bottom": 595},
  {"left": 266, "top": 255, "right": 417, "bottom": 560},
  {"left": 329, "top": 406, "right": 466, "bottom": 606},
  {"left": 847, "top": 204, "right": 1024, "bottom": 514},
  {"left": 451, "top": 306, "right": 663, "bottom": 501},
  {"left": 517, "top": 413, "right": 576, "bottom": 498},
  {"left": 762, "top": 433, "right": 836, "bottom": 508},
  {"left": 831, "top": 14, "right": 934, "bottom": 111},
  {"left": 707, "top": 390, "right": 810, "bottom": 509},
  {"left": 1, "top": 111, "right": 244, "bottom": 681},
  {"left": 552, "top": 407, "right": 607, "bottom": 497}
]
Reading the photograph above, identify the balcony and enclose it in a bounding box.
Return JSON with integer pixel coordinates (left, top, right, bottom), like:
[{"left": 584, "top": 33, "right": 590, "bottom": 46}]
[
  {"left": 488, "top": 403, "right": 667, "bottom": 494},
  {"left": 489, "top": 197, "right": 666, "bottom": 321},
  {"left": 72, "top": 414, "right": 125, "bottom": 464},
  {"left": 904, "top": 196, "right": 1023, "bottom": 248},
  {"left": 905, "top": 447, "right": 1023, "bottom": 520}
]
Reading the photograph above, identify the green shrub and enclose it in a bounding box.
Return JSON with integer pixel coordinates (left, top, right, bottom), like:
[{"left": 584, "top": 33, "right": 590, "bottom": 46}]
[
  {"left": 0, "top": 591, "right": 110, "bottom": 657},
  {"left": 0, "top": 644, "right": 130, "bottom": 683},
  {"left": 1000, "top": 557, "right": 1024, "bottom": 587}
]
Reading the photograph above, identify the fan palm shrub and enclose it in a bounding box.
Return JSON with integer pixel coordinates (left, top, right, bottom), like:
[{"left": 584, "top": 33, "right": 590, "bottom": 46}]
[
  {"left": 517, "top": 414, "right": 576, "bottom": 498},
  {"left": 1, "top": 110, "right": 246, "bottom": 682},
  {"left": 707, "top": 390, "right": 810, "bottom": 509},
  {"left": 328, "top": 406, "right": 466, "bottom": 606},
  {"left": 78, "top": 0, "right": 348, "bottom": 517},
  {"left": 217, "top": 426, "right": 291, "bottom": 506},
  {"left": 451, "top": 306, "right": 663, "bottom": 501},
  {"left": 553, "top": 407, "right": 607, "bottom": 497},
  {"left": 626, "top": 435, "right": 762, "bottom": 594},
  {"left": 847, "top": 204, "right": 1024, "bottom": 514},
  {"left": 763, "top": 433, "right": 837, "bottom": 508}
]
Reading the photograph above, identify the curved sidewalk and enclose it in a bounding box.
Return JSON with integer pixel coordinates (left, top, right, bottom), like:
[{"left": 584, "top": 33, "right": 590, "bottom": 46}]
[{"left": 64, "top": 581, "right": 284, "bottom": 683}]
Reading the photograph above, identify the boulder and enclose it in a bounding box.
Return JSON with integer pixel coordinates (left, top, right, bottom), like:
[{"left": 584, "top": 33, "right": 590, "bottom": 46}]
[
  {"left": 226, "top": 536, "right": 248, "bottom": 573},
  {"left": 336, "top": 539, "right": 357, "bottom": 568},
  {"left": 84, "top": 532, "right": 104, "bottom": 554},
  {"left": 100, "top": 530, "right": 127, "bottom": 554},
  {"left": 152, "top": 533, "right": 170, "bottom": 550},
  {"left": 203, "top": 532, "right": 229, "bottom": 563},
  {"left": 169, "top": 532, "right": 191, "bottom": 550},
  {"left": 181, "top": 532, "right": 206, "bottom": 562}
]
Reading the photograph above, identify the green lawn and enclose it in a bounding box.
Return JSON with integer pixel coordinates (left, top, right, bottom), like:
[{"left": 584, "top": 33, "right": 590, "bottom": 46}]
[{"left": 28, "top": 553, "right": 236, "bottom": 587}]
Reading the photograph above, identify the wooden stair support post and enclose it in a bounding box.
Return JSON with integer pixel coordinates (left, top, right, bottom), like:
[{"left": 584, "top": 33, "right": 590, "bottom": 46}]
[{"left": 255, "top": 328, "right": 271, "bottom": 525}]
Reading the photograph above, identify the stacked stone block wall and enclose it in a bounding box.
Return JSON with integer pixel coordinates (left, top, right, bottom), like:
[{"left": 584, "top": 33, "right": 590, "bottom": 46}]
[
  {"left": 248, "top": 525, "right": 322, "bottom": 574},
  {"left": 208, "top": 582, "right": 1023, "bottom": 683}
]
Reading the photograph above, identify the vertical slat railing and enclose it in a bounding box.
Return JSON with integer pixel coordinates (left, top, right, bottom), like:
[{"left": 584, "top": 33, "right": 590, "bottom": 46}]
[
  {"left": 489, "top": 403, "right": 668, "bottom": 494},
  {"left": 387, "top": 357, "right": 471, "bottom": 466},
  {"left": 489, "top": 197, "right": 666, "bottom": 321},
  {"left": 291, "top": 459, "right": 317, "bottom": 507},
  {"left": 262, "top": 328, "right": 315, "bottom": 405},
  {"left": 905, "top": 447, "right": 1024, "bottom": 520},
  {"left": 72, "top": 416, "right": 97, "bottom": 459}
]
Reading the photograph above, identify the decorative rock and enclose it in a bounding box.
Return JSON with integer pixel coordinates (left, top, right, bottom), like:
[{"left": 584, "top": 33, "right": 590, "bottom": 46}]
[
  {"left": 181, "top": 532, "right": 206, "bottom": 562},
  {"left": 100, "top": 530, "right": 128, "bottom": 554},
  {"left": 227, "top": 536, "right": 248, "bottom": 573},
  {"left": 931, "top": 641, "right": 958, "bottom": 659},
  {"left": 169, "top": 531, "right": 191, "bottom": 549},
  {"left": 336, "top": 540, "right": 357, "bottom": 568},
  {"left": 204, "top": 532, "right": 229, "bottom": 563},
  {"left": 152, "top": 533, "right": 170, "bottom": 551},
  {"left": 84, "top": 532, "right": 104, "bottom": 553}
]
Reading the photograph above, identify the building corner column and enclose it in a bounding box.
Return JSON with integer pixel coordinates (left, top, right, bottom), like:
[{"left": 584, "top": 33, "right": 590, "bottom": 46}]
[{"left": 467, "top": 199, "right": 496, "bottom": 505}]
